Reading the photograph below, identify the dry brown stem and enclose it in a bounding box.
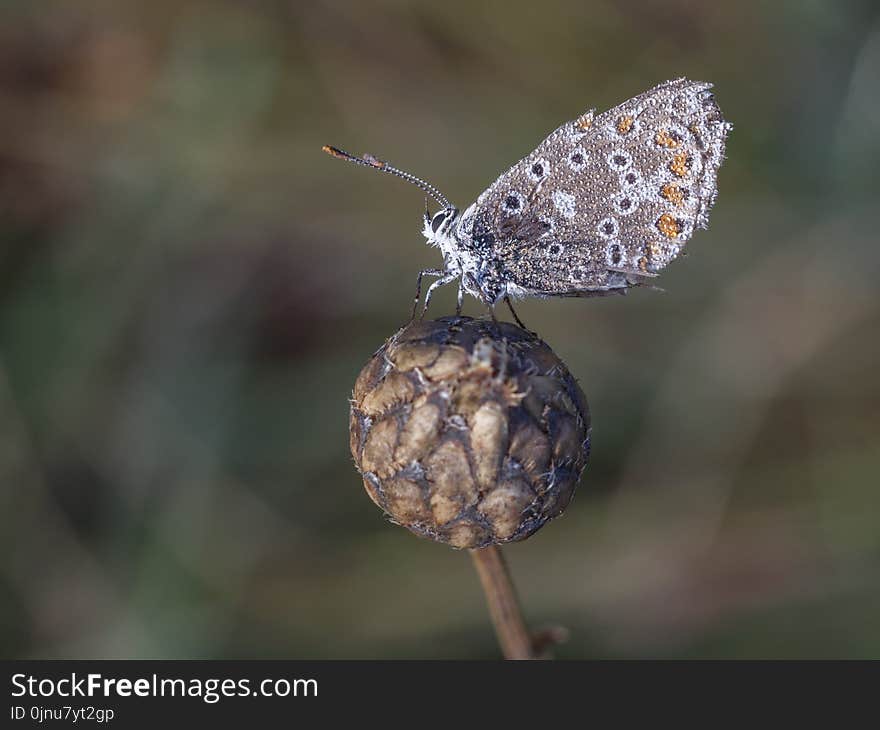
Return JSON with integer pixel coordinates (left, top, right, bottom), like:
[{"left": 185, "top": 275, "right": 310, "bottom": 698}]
[{"left": 469, "top": 545, "right": 536, "bottom": 660}]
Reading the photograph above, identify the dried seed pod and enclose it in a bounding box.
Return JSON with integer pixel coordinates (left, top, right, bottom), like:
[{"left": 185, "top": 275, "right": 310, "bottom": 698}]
[{"left": 350, "top": 316, "right": 590, "bottom": 549}]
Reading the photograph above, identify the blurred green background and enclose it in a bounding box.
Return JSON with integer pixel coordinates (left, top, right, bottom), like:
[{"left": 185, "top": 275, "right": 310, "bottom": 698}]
[{"left": 2, "top": 0, "right": 879, "bottom": 659}]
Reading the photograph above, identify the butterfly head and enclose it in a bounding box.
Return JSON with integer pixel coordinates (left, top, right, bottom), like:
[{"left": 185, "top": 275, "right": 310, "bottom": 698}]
[{"left": 422, "top": 206, "right": 460, "bottom": 248}]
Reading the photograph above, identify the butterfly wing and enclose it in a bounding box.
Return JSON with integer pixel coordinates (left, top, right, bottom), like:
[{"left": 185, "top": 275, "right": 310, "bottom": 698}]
[{"left": 456, "top": 78, "right": 731, "bottom": 297}]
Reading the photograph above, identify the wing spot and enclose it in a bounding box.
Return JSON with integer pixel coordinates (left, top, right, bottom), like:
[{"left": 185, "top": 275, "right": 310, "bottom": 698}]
[
  {"left": 657, "top": 213, "right": 681, "bottom": 238},
  {"left": 655, "top": 129, "right": 682, "bottom": 148},
  {"left": 598, "top": 217, "right": 619, "bottom": 239},
  {"left": 568, "top": 147, "right": 587, "bottom": 171},
  {"left": 552, "top": 190, "right": 576, "bottom": 219},
  {"left": 574, "top": 111, "right": 594, "bottom": 130},
  {"left": 503, "top": 192, "right": 524, "bottom": 214},
  {"left": 607, "top": 150, "right": 632, "bottom": 172},
  {"left": 669, "top": 152, "right": 690, "bottom": 177},
  {"left": 612, "top": 192, "right": 638, "bottom": 215},
  {"left": 646, "top": 241, "right": 664, "bottom": 260},
  {"left": 661, "top": 183, "right": 685, "bottom": 206},
  {"left": 616, "top": 115, "right": 634, "bottom": 135},
  {"left": 536, "top": 217, "right": 555, "bottom": 237},
  {"left": 529, "top": 158, "right": 549, "bottom": 181},
  {"left": 605, "top": 242, "right": 623, "bottom": 266},
  {"left": 645, "top": 240, "right": 681, "bottom": 270}
]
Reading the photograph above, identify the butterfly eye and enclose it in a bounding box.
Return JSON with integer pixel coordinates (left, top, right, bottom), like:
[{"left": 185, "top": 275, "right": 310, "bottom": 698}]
[{"left": 431, "top": 212, "right": 447, "bottom": 233}]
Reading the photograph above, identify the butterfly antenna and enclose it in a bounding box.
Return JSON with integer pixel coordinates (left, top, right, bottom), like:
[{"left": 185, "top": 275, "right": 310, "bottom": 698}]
[{"left": 322, "top": 145, "right": 451, "bottom": 209}]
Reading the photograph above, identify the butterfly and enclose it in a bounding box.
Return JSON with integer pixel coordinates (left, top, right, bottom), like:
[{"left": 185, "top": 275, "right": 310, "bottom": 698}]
[{"left": 324, "top": 78, "right": 731, "bottom": 323}]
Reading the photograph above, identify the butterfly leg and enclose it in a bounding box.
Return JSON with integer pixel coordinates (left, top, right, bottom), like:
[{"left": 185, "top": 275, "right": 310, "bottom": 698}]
[
  {"left": 411, "top": 268, "right": 446, "bottom": 321},
  {"left": 455, "top": 283, "right": 464, "bottom": 316},
  {"left": 503, "top": 296, "right": 530, "bottom": 331},
  {"left": 421, "top": 272, "right": 458, "bottom": 319}
]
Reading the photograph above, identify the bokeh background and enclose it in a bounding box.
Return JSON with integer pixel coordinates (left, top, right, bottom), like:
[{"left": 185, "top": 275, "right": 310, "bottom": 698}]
[{"left": 2, "top": 0, "right": 879, "bottom": 659}]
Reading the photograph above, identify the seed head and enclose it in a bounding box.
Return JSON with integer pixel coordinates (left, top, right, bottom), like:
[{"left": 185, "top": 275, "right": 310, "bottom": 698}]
[{"left": 350, "top": 316, "right": 590, "bottom": 549}]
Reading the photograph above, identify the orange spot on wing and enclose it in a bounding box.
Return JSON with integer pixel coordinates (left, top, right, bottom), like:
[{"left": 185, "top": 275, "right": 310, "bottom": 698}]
[
  {"left": 669, "top": 152, "right": 689, "bottom": 177},
  {"left": 661, "top": 183, "right": 684, "bottom": 206},
  {"left": 616, "top": 115, "right": 634, "bottom": 135},
  {"left": 575, "top": 111, "right": 594, "bottom": 130},
  {"left": 657, "top": 213, "right": 680, "bottom": 238},
  {"left": 655, "top": 130, "right": 680, "bottom": 148}
]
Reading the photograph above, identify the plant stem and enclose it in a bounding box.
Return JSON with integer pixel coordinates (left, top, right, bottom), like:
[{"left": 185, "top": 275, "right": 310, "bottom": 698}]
[{"left": 469, "top": 545, "right": 536, "bottom": 660}]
